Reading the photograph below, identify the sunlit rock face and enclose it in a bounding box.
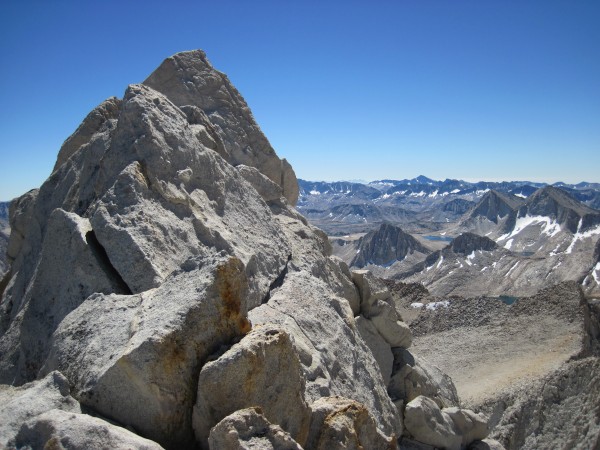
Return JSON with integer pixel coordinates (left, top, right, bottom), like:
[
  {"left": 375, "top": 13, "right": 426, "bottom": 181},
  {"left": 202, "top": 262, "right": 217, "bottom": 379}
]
[{"left": 0, "top": 50, "right": 493, "bottom": 450}]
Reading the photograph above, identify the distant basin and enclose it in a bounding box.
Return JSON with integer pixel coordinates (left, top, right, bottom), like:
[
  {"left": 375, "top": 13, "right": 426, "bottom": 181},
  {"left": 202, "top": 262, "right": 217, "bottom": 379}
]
[{"left": 424, "top": 235, "right": 453, "bottom": 242}]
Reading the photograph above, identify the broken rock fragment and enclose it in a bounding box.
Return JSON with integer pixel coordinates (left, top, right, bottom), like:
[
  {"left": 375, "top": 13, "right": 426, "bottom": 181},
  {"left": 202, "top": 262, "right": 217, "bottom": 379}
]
[
  {"left": 193, "top": 325, "right": 311, "bottom": 448},
  {"left": 208, "top": 407, "right": 302, "bottom": 450}
]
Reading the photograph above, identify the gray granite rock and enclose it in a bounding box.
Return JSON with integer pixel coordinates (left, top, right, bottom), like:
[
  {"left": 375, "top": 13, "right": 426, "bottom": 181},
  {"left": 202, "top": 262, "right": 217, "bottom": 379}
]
[
  {"left": 0, "top": 371, "right": 80, "bottom": 446},
  {"left": 11, "top": 409, "right": 164, "bottom": 450},
  {"left": 388, "top": 348, "right": 460, "bottom": 408},
  {"left": 404, "top": 395, "right": 489, "bottom": 450},
  {"left": 208, "top": 407, "right": 302, "bottom": 450},
  {"left": 143, "top": 50, "right": 298, "bottom": 205},
  {"left": 356, "top": 316, "right": 393, "bottom": 386},
  {"left": 307, "top": 396, "right": 396, "bottom": 450},
  {"left": 0, "top": 50, "right": 473, "bottom": 450},
  {"left": 194, "top": 326, "right": 311, "bottom": 448},
  {"left": 208, "top": 408, "right": 302, "bottom": 450},
  {"left": 41, "top": 256, "right": 252, "bottom": 448}
]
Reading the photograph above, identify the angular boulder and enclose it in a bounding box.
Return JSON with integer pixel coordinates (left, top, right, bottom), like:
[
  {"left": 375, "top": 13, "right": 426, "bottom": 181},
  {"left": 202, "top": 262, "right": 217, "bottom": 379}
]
[
  {"left": 41, "top": 256, "right": 252, "bottom": 449},
  {"left": 193, "top": 326, "right": 311, "bottom": 448},
  {"left": 0, "top": 371, "right": 80, "bottom": 446},
  {"left": 388, "top": 348, "right": 460, "bottom": 408},
  {"left": 208, "top": 407, "right": 302, "bottom": 450},
  {"left": 352, "top": 270, "right": 412, "bottom": 348},
  {"left": 307, "top": 397, "right": 396, "bottom": 450},
  {"left": 404, "top": 395, "right": 489, "bottom": 450},
  {"left": 11, "top": 409, "right": 164, "bottom": 450}
]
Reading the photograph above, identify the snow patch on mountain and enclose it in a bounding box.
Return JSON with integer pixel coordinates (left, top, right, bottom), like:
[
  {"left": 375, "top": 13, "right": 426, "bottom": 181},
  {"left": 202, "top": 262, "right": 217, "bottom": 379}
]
[
  {"left": 593, "top": 262, "right": 600, "bottom": 285},
  {"left": 498, "top": 215, "right": 562, "bottom": 242},
  {"left": 506, "top": 261, "right": 520, "bottom": 277},
  {"left": 565, "top": 222, "right": 600, "bottom": 254}
]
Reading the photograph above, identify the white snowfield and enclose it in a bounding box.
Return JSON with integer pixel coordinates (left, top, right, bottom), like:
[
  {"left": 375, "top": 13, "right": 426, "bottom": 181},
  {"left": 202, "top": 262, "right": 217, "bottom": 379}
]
[
  {"left": 497, "top": 215, "right": 562, "bottom": 243},
  {"left": 593, "top": 262, "right": 600, "bottom": 285},
  {"left": 566, "top": 221, "right": 600, "bottom": 254}
]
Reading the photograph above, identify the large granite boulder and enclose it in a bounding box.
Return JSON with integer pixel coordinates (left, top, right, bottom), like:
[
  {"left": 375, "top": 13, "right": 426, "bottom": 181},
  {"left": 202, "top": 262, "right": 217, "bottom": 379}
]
[
  {"left": 404, "top": 395, "right": 489, "bottom": 450},
  {"left": 0, "top": 371, "right": 80, "bottom": 446},
  {"left": 11, "top": 409, "right": 164, "bottom": 450},
  {"left": 306, "top": 397, "right": 397, "bottom": 450},
  {"left": 0, "top": 49, "right": 469, "bottom": 450},
  {"left": 193, "top": 326, "right": 311, "bottom": 448},
  {"left": 208, "top": 407, "right": 302, "bottom": 450}
]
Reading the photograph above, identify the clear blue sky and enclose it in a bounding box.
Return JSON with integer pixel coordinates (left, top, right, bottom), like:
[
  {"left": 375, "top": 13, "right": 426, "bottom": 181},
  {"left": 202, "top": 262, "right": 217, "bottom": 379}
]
[{"left": 1, "top": 1, "right": 599, "bottom": 200}]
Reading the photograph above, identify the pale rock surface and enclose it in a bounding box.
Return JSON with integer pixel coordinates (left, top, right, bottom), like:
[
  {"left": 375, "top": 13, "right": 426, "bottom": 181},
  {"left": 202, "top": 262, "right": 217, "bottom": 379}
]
[
  {"left": 356, "top": 316, "right": 393, "bottom": 386},
  {"left": 404, "top": 395, "right": 462, "bottom": 450},
  {"left": 237, "top": 164, "right": 284, "bottom": 203},
  {"left": 142, "top": 50, "right": 299, "bottom": 205},
  {"left": 0, "top": 50, "right": 453, "bottom": 450},
  {"left": 0, "top": 80, "right": 291, "bottom": 386},
  {"left": 179, "top": 104, "right": 230, "bottom": 161},
  {"left": 53, "top": 97, "right": 122, "bottom": 172},
  {"left": 404, "top": 395, "right": 489, "bottom": 450},
  {"left": 445, "top": 407, "right": 490, "bottom": 448},
  {"left": 352, "top": 270, "right": 412, "bottom": 348},
  {"left": 86, "top": 84, "right": 292, "bottom": 300},
  {"left": 193, "top": 326, "right": 311, "bottom": 448},
  {"left": 249, "top": 271, "right": 403, "bottom": 439},
  {"left": 1, "top": 208, "right": 128, "bottom": 380},
  {"left": 306, "top": 397, "right": 396, "bottom": 450},
  {"left": 208, "top": 407, "right": 302, "bottom": 450},
  {"left": 0, "top": 201, "right": 9, "bottom": 279},
  {"left": 0, "top": 371, "right": 80, "bottom": 446},
  {"left": 10, "top": 409, "right": 165, "bottom": 450},
  {"left": 468, "top": 439, "right": 507, "bottom": 450},
  {"left": 41, "top": 256, "right": 252, "bottom": 449},
  {"left": 4, "top": 189, "right": 37, "bottom": 271},
  {"left": 388, "top": 348, "right": 460, "bottom": 408}
]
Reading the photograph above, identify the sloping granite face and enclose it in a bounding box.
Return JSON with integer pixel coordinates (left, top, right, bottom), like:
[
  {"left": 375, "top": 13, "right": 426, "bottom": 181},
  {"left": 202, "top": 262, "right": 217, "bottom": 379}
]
[
  {"left": 143, "top": 50, "right": 299, "bottom": 206},
  {"left": 0, "top": 50, "right": 492, "bottom": 450}
]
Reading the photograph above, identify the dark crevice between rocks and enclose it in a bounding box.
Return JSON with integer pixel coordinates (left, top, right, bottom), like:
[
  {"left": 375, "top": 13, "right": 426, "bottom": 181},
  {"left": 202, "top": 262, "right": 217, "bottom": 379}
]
[
  {"left": 85, "top": 230, "right": 133, "bottom": 295},
  {"left": 262, "top": 254, "right": 292, "bottom": 304}
]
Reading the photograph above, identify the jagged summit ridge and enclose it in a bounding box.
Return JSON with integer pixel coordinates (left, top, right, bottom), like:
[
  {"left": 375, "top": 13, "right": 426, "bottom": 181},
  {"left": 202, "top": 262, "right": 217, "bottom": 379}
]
[
  {"left": 0, "top": 50, "right": 495, "bottom": 450},
  {"left": 143, "top": 50, "right": 299, "bottom": 205}
]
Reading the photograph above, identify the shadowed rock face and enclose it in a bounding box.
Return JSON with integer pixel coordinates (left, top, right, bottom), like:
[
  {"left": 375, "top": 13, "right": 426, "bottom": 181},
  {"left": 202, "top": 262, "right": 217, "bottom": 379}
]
[
  {"left": 466, "top": 190, "right": 524, "bottom": 224},
  {"left": 351, "top": 222, "right": 429, "bottom": 268},
  {"left": 443, "top": 198, "right": 475, "bottom": 214},
  {"left": 517, "top": 186, "right": 600, "bottom": 233},
  {"left": 447, "top": 232, "right": 498, "bottom": 255}
]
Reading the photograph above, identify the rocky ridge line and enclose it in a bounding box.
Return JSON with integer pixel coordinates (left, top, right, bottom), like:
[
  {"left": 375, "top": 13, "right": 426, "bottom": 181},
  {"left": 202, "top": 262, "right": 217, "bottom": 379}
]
[{"left": 0, "top": 50, "right": 495, "bottom": 450}]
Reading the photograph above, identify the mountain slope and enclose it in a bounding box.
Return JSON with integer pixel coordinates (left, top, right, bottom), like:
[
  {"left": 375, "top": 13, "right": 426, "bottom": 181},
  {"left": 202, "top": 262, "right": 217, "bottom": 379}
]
[
  {"left": 398, "top": 188, "right": 600, "bottom": 297},
  {"left": 516, "top": 186, "right": 600, "bottom": 233},
  {"left": 0, "top": 50, "right": 495, "bottom": 450},
  {"left": 351, "top": 222, "right": 430, "bottom": 268}
]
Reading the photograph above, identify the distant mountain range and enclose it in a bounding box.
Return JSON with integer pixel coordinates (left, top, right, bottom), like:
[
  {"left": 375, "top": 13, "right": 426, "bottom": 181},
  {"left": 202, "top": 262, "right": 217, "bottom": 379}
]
[
  {"left": 298, "top": 176, "right": 600, "bottom": 235},
  {"left": 300, "top": 176, "right": 600, "bottom": 205},
  {"left": 301, "top": 177, "right": 600, "bottom": 298}
]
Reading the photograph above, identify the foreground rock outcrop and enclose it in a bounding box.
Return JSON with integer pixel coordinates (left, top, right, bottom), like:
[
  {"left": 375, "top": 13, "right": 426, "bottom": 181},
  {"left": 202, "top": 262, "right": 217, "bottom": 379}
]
[{"left": 0, "top": 50, "right": 492, "bottom": 449}]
